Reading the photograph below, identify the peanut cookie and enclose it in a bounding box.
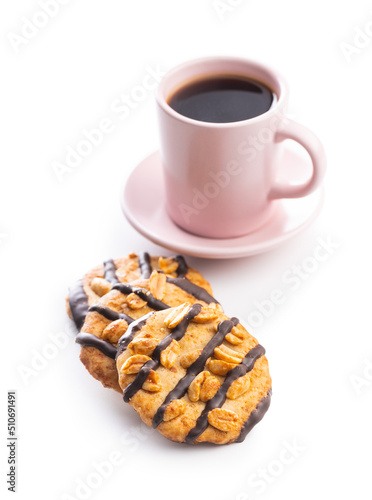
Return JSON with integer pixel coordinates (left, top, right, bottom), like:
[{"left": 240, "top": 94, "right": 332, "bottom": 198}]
[
  {"left": 116, "top": 306, "right": 271, "bottom": 444},
  {"left": 75, "top": 271, "right": 221, "bottom": 392},
  {"left": 67, "top": 252, "right": 213, "bottom": 330}
]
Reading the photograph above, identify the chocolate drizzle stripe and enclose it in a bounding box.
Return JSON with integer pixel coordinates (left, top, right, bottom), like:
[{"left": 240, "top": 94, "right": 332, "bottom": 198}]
[
  {"left": 75, "top": 332, "right": 117, "bottom": 359},
  {"left": 166, "top": 277, "right": 218, "bottom": 305},
  {"left": 89, "top": 304, "right": 134, "bottom": 324},
  {"left": 174, "top": 255, "right": 188, "bottom": 278},
  {"left": 236, "top": 388, "right": 272, "bottom": 443},
  {"left": 112, "top": 283, "right": 170, "bottom": 310},
  {"left": 103, "top": 259, "right": 119, "bottom": 284},
  {"left": 123, "top": 304, "right": 202, "bottom": 403},
  {"left": 68, "top": 279, "right": 89, "bottom": 330},
  {"left": 185, "top": 343, "right": 265, "bottom": 444},
  {"left": 152, "top": 317, "right": 239, "bottom": 428},
  {"left": 138, "top": 252, "right": 152, "bottom": 279},
  {"left": 116, "top": 312, "right": 155, "bottom": 356}
]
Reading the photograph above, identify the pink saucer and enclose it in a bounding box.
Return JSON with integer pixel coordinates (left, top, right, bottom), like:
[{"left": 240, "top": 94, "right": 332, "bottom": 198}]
[{"left": 121, "top": 150, "right": 324, "bottom": 259}]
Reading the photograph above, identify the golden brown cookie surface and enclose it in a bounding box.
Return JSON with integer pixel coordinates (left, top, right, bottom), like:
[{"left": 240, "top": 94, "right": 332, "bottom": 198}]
[
  {"left": 67, "top": 252, "right": 213, "bottom": 330},
  {"left": 116, "top": 306, "right": 271, "bottom": 444},
  {"left": 75, "top": 270, "right": 220, "bottom": 392}
]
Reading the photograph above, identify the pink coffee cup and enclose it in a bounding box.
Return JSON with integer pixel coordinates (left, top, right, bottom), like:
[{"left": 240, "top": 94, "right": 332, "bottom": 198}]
[{"left": 156, "top": 56, "right": 326, "bottom": 238}]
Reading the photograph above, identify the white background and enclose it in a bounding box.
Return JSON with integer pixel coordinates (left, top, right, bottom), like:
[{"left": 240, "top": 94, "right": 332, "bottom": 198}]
[{"left": 1, "top": 0, "right": 372, "bottom": 499}]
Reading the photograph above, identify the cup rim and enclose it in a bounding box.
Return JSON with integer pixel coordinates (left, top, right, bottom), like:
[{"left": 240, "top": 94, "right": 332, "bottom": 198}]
[{"left": 156, "top": 56, "right": 288, "bottom": 129}]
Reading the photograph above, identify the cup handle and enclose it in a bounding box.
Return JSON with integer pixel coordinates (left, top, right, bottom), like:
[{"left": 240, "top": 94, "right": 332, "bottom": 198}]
[{"left": 268, "top": 119, "right": 326, "bottom": 199}]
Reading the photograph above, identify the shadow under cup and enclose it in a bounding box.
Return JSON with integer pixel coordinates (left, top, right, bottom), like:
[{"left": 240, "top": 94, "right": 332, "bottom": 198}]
[{"left": 156, "top": 57, "right": 289, "bottom": 239}]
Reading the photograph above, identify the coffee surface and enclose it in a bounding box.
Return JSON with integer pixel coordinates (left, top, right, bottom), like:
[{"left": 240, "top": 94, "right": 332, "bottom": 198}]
[{"left": 168, "top": 76, "right": 274, "bottom": 123}]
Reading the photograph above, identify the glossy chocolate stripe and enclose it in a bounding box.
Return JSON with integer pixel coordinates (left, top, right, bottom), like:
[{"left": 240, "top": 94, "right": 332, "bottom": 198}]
[
  {"left": 123, "top": 304, "right": 202, "bottom": 402},
  {"left": 174, "top": 255, "right": 188, "bottom": 277},
  {"left": 236, "top": 388, "right": 272, "bottom": 443},
  {"left": 152, "top": 317, "right": 239, "bottom": 428},
  {"left": 104, "top": 259, "right": 119, "bottom": 284},
  {"left": 123, "top": 363, "right": 154, "bottom": 402},
  {"left": 117, "top": 312, "right": 154, "bottom": 356},
  {"left": 138, "top": 252, "right": 152, "bottom": 279},
  {"left": 185, "top": 344, "right": 265, "bottom": 444},
  {"left": 166, "top": 277, "right": 218, "bottom": 304},
  {"left": 89, "top": 304, "right": 134, "bottom": 324},
  {"left": 113, "top": 283, "right": 170, "bottom": 310},
  {"left": 68, "top": 279, "right": 89, "bottom": 330},
  {"left": 75, "top": 332, "right": 117, "bottom": 359}
]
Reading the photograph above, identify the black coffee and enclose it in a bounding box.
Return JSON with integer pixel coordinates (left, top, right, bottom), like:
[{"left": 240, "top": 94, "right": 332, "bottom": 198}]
[{"left": 168, "top": 75, "right": 274, "bottom": 123}]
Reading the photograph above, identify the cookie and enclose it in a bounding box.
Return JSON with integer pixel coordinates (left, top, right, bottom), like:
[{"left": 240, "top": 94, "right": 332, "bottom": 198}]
[
  {"left": 116, "top": 305, "right": 271, "bottom": 444},
  {"left": 67, "top": 252, "right": 213, "bottom": 330},
  {"left": 75, "top": 270, "right": 221, "bottom": 393}
]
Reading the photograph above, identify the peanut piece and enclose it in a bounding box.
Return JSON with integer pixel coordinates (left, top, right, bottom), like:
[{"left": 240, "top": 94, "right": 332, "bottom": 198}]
[
  {"left": 226, "top": 374, "right": 251, "bottom": 400},
  {"left": 142, "top": 370, "right": 161, "bottom": 392},
  {"left": 188, "top": 371, "right": 210, "bottom": 402},
  {"left": 225, "top": 326, "right": 247, "bottom": 345},
  {"left": 91, "top": 277, "right": 112, "bottom": 297},
  {"left": 163, "top": 399, "right": 186, "bottom": 422},
  {"left": 126, "top": 293, "right": 147, "bottom": 310},
  {"left": 158, "top": 257, "right": 178, "bottom": 275},
  {"left": 128, "top": 334, "right": 159, "bottom": 356},
  {"left": 180, "top": 349, "right": 203, "bottom": 369},
  {"left": 208, "top": 408, "right": 240, "bottom": 432},
  {"left": 164, "top": 303, "right": 192, "bottom": 328},
  {"left": 199, "top": 374, "right": 220, "bottom": 402},
  {"left": 193, "top": 305, "right": 219, "bottom": 324},
  {"left": 213, "top": 344, "right": 245, "bottom": 364},
  {"left": 207, "top": 358, "right": 236, "bottom": 376},
  {"left": 120, "top": 355, "right": 151, "bottom": 375},
  {"left": 160, "top": 340, "right": 180, "bottom": 369},
  {"left": 102, "top": 319, "right": 128, "bottom": 344},
  {"left": 149, "top": 270, "right": 166, "bottom": 300}
]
